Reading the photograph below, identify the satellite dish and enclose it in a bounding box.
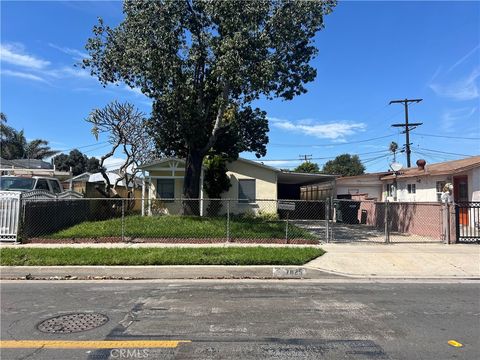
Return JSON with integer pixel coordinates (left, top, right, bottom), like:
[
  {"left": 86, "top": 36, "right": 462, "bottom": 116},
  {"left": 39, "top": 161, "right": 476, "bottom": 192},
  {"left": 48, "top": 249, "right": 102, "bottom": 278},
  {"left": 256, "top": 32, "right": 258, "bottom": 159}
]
[{"left": 390, "top": 162, "right": 403, "bottom": 172}]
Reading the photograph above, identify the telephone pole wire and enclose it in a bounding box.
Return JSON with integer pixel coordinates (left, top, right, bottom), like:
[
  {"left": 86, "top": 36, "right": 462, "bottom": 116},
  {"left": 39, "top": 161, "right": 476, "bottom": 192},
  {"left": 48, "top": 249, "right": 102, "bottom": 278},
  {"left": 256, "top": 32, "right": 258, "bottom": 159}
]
[
  {"left": 299, "top": 154, "right": 313, "bottom": 162},
  {"left": 389, "top": 98, "right": 423, "bottom": 168}
]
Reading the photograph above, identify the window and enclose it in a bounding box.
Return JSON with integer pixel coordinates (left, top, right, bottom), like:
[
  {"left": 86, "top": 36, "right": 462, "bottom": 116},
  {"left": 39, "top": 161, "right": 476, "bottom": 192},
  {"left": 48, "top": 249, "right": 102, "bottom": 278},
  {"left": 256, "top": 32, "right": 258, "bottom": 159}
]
[
  {"left": 385, "top": 183, "right": 393, "bottom": 197},
  {"left": 49, "top": 180, "right": 62, "bottom": 193},
  {"left": 407, "top": 184, "right": 416, "bottom": 194},
  {"left": 238, "top": 179, "right": 255, "bottom": 203},
  {"left": 436, "top": 181, "right": 446, "bottom": 202},
  {"left": 35, "top": 179, "right": 49, "bottom": 191},
  {"left": 156, "top": 179, "right": 174, "bottom": 201}
]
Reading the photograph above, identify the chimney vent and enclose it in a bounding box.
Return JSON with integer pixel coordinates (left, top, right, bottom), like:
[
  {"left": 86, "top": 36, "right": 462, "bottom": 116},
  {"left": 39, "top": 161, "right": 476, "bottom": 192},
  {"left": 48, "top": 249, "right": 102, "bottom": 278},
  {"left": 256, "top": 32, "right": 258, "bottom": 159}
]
[{"left": 416, "top": 159, "right": 426, "bottom": 170}]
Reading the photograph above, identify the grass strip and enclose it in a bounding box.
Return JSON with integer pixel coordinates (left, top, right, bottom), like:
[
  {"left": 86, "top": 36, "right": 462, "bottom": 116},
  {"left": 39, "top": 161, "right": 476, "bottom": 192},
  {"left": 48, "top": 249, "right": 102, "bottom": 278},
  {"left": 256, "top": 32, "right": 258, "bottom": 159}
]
[
  {"left": 47, "top": 215, "right": 316, "bottom": 240},
  {"left": 0, "top": 247, "right": 324, "bottom": 266}
]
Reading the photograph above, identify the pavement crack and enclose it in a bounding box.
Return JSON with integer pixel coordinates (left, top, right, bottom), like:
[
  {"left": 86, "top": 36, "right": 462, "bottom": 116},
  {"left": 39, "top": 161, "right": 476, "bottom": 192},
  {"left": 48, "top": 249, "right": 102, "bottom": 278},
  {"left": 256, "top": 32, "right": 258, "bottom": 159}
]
[{"left": 17, "top": 345, "right": 45, "bottom": 360}]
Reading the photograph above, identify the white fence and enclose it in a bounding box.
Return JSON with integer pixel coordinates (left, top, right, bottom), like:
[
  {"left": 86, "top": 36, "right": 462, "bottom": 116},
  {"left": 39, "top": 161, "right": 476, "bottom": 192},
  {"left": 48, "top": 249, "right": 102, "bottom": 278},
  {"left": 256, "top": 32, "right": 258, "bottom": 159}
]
[
  {"left": 0, "top": 190, "right": 83, "bottom": 242},
  {"left": 0, "top": 191, "right": 21, "bottom": 242}
]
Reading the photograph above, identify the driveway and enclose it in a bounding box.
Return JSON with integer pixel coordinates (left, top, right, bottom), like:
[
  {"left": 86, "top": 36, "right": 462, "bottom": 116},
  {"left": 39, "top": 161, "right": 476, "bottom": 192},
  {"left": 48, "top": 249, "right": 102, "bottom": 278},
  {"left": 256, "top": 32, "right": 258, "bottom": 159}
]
[{"left": 306, "top": 243, "right": 480, "bottom": 278}]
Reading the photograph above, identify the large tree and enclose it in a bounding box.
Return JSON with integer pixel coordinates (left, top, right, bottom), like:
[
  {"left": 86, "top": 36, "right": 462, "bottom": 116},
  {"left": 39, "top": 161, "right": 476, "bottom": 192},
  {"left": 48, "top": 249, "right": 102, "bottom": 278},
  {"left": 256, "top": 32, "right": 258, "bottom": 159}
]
[
  {"left": 82, "top": 0, "right": 336, "bottom": 208},
  {"left": 1, "top": 114, "right": 58, "bottom": 160},
  {"left": 87, "top": 101, "right": 155, "bottom": 198},
  {"left": 322, "top": 154, "right": 365, "bottom": 177},
  {"left": 294, "top": 161, "right": 320, "bottom": 173},
  {"left": 53, "top": 149, "right": 103, "bottom": 176}
]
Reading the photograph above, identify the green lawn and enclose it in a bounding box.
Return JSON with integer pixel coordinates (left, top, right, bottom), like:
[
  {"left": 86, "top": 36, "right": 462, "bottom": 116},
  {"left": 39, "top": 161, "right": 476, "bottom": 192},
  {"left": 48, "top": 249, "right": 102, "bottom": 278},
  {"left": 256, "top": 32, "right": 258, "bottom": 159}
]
[
  {"left": 47, "top": 215, "right": 315, "bottom": 240},
  {"left": 0, "top": 247, "right": 324, "bottom": 266}
]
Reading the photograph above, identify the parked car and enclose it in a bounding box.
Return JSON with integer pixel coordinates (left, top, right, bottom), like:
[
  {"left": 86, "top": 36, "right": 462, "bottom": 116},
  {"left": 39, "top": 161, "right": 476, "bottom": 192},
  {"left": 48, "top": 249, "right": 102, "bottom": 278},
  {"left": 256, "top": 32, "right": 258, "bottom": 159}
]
[{"left": 0, "top": 176, "right": 63, "bottom": 194}]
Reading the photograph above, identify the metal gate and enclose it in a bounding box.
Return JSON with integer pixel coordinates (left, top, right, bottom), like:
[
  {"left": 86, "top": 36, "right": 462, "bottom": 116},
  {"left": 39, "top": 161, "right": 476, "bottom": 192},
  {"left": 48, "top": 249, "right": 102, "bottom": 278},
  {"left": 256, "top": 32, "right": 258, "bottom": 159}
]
[
  {"left": 0, "top": 191, "right": 21, "bottom": 242},
  {"left": 456, "top": 202, "right": 480, "bottom": 243}
]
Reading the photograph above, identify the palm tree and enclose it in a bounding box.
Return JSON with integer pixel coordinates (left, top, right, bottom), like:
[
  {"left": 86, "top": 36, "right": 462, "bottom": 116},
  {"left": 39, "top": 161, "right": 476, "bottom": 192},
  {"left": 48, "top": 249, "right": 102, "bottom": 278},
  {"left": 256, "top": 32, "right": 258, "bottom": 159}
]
[
  {"left": 389, "top": 141, "right": 399, "bottom": 162},
  {"left": 1, "top": 113, "right": 58, "bottom": 160},
  {"left": 24, "top": 139, "right": 59, "bottom": 160}
]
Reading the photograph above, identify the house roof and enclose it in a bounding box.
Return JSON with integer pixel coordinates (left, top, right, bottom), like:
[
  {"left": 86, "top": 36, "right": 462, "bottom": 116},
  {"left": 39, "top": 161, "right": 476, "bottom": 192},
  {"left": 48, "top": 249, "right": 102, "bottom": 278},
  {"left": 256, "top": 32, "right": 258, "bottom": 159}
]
[
  {"left": 0, "top": 158, "right": 53, "bottom": 169},
  {"left": 139, "top": 157, "right": 279, "bottom": 172},
  {"left": 235, "top": 158, "right": 280, "bottom": 172},
  {"left": 277, "top": 171, "right": 335, "bottom": 185},
  {"left": 381, "top": 156, "right": 480, "bottom": 180},
  {"left": 337, "top": 171, "right": 391, "bottom": 181},
  {"left": 138, "top": 158, "right": 193, "bottom": 171}
]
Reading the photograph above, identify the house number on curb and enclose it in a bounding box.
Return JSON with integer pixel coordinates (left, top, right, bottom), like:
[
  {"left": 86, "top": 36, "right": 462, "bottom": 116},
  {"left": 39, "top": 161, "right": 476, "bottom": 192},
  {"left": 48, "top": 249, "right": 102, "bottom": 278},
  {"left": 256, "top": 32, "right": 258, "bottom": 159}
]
[{"left": 273, "top": 267, "right": 306, "bottom": 278}]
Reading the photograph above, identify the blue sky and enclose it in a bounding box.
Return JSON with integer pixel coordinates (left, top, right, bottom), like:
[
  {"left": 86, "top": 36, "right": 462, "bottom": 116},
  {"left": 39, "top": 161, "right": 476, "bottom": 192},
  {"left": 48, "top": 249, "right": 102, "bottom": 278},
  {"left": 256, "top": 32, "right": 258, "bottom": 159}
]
[{"left": 1, "top": 0, "right": 479, "bottom": 172}]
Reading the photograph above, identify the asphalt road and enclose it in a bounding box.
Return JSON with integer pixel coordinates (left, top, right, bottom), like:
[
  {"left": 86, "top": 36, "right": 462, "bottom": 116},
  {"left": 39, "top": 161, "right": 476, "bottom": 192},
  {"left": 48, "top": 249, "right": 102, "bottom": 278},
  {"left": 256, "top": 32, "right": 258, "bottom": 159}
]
[{"left": 1, "top": 280, "right": 479, "bottom": 359}]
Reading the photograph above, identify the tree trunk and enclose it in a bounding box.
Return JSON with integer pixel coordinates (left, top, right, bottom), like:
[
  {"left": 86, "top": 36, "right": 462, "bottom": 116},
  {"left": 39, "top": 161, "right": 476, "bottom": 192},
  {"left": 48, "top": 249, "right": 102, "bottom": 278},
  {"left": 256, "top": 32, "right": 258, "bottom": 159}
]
[{"left": 183, "top": 149, "right": 204, "bottom": 215}]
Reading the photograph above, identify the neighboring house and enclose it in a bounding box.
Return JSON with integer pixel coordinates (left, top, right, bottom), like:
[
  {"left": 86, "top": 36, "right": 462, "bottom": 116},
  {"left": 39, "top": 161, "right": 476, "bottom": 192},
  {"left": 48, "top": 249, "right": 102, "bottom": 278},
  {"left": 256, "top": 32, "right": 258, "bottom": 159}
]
[
  {"left": 381, "top": 156, "right": 480, "bottom": 203},
  {"left": 0, "top": 158, "right": 71, "bottom": 182},
  {"left": 139, "top": 157, "right": 335, "bottom": 215},
  {"left": 0, "top": 158, "right": 53, "bottom": 169},
  {"left": 334, "top": 156, "right": 480, "bottom": 204},
  {"left": 64, "top": 171, "right": 144, "bottom": 196},
  {"left": 336, "top": 172, "right": 390, "bottom": 200}
]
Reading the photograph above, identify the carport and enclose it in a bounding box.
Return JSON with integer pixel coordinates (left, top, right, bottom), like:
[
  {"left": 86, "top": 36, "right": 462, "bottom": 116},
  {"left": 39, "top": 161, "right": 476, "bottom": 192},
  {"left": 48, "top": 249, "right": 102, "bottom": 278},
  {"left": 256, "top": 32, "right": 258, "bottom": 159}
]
[{"left": 277, "top": 171, "right": 335, "bottom": 200}]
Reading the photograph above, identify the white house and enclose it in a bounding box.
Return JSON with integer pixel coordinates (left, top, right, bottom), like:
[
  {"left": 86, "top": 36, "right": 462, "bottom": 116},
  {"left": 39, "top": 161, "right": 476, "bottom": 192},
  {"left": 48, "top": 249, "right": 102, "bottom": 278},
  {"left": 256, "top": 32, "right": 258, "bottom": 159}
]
[
  {"left": 139, "top": 157, "right": 335, "bottom": 216},
  {"left": 381, "top": 156, "right": 480, "bottom": 203}
]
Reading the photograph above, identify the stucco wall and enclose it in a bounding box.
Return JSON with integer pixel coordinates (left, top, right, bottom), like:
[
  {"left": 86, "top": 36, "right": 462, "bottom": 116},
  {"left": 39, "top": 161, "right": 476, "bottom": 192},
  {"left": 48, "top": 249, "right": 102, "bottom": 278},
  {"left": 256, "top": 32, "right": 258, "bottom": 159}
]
[
  {"left": 383, "top": 167, "right": 480, "bottom": 202},
  {"left": 222, "top": 160, "right": 278, "bottom": 215},
  {"left": 337, "top": 184, "right": 383, "bottom": 200},
  {"left": 356, "top": 200, "right": 448, "bottom": 241}
]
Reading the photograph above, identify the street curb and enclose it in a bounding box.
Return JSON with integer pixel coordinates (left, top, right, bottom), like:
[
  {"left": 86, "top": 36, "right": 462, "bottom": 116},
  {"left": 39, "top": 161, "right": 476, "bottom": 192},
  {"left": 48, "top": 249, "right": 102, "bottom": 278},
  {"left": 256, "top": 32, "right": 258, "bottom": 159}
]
[
  {"left": 0, "top": 265, "right": 343, "bottom": 280},
  {"left": 303, "top": 265, "right": 480, "bottom": 280},
  {"left": 1, "top": 266, "right": 477, "bottom": 281}
]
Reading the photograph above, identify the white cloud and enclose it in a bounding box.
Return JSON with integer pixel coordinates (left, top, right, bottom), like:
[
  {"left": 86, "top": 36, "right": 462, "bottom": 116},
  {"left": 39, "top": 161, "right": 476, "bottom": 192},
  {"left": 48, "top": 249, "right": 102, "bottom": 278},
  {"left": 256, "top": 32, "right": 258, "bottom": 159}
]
[
  {"left": 441, "top": 107, "right": 477, "bottom": 132},
  {"left": 47, "top": 66, "right": 91, "bottom": 79},
  {"left": 0, "top": 43, "right": 50, "bottom": 69},
  {"left": 122, "top": 84, "right": 149, "bottom": 97},
  {"left": 448, "top": 44, "right": 480, "bottom": 73},
  {"left": 254, "top": 160, "right": 301, "bottom": 169},
  {"left": 1, "top": 69, "right": 48, "bottom": 83},
  {"left": 48, "top": 43, "right": 89, "bottom": 60},
  {"left": 429, "top": 67, "right": 480, "bottom": 101},
  {"left": 269, "top": 117, "right": 366, "bottom": 140}
]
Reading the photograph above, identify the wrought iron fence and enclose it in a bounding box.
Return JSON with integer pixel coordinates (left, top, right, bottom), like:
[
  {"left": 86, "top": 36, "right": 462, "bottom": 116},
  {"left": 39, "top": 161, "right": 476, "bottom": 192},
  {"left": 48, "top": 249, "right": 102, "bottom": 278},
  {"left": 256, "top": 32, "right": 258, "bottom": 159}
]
[{"left": 455, "top": 202, "right": 480, "bottom": 243}]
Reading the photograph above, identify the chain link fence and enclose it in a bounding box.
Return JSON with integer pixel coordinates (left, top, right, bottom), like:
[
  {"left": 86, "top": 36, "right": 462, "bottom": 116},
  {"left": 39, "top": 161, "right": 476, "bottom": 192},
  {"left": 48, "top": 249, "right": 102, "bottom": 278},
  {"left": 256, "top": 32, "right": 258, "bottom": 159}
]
[
  {"left": 330, "top": 199, "right": 450, "bottom": 244},
  {"left": 18, "top": 198, "right": 325, "bottom": 244},
  {"left": 14, "top": 197, "right": 461, "bottom": 244}
]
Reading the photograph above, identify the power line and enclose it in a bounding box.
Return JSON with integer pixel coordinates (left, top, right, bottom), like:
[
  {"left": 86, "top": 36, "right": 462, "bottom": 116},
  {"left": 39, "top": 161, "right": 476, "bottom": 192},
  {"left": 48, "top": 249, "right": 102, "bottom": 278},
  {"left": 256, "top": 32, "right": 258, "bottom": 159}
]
[
  {"left": 57, "top": 141, "right": 110, "bottom": 153},
  {"left": 299, "top": 154, "right": 312, "bottom": 162},
  {"left": 269, "top": 133, "right": 396, "bottom": 148},
  {"left": 389, "top": 98, "right": 423, "bottom": 167},
  {"left": 248, "top": 150, "right": 391, "bottom": 163},
  {"left": 412, "top": 132, "right": 480, "bottom": 140},
  {"left": 417, "top": 147, "right": 476, "bottom": 158}
]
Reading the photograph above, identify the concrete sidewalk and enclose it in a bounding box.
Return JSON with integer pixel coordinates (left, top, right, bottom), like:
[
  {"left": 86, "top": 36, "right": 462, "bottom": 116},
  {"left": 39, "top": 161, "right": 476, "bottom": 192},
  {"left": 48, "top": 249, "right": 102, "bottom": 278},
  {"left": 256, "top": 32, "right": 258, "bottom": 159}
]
[
  {"left": 306, "top": 243, "right": 480, "bottom": 278},
  {"left": 1, "top": 242, "right": 478, "bottom": 280}
]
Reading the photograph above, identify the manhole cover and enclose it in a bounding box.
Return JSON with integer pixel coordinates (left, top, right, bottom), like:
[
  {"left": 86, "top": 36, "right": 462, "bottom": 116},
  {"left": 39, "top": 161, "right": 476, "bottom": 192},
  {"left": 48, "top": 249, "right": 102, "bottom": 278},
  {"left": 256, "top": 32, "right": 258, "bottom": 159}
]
[{"left": 37, "top": 313, "right": 109, "bottom": 333}]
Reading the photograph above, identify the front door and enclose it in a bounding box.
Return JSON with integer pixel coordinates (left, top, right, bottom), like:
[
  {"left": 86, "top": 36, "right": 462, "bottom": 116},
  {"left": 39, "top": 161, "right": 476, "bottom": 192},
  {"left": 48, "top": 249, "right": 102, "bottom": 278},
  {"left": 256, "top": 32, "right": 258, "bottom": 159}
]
[{"left": 454, "top": 176, "right": 469, "bottom": 225}]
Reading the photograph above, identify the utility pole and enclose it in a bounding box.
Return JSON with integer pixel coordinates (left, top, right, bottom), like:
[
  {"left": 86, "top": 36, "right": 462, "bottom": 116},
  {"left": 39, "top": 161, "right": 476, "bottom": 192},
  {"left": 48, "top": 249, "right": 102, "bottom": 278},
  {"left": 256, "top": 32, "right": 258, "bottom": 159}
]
[
  {"left": 389, "top": 98, "right": 423, "bottom": 168},
  {"left": 299, "top": 154, "right": 312, "bottom": 162}
]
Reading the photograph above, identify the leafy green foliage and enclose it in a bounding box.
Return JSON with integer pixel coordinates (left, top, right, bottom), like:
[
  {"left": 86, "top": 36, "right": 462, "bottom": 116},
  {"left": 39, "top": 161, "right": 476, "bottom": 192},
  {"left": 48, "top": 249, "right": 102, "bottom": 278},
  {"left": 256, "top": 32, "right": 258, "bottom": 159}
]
[
  {"left": 322, "top": 154, "right": 365, "bottom": 177},
  {"left": 0, "top": 114, "right": 58, "bottom": 160},
  {"left": 203, "top": 155, "right": 232, "bottom": 215},
  {"left": 294, "top": 162, "right": 320, "bottom": 173},
  {"left": 54, "top": 149, "right": 103, "bottom": 176},
  {"left": 82, "top": 0, "right": 336, "bottom": 199}
]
